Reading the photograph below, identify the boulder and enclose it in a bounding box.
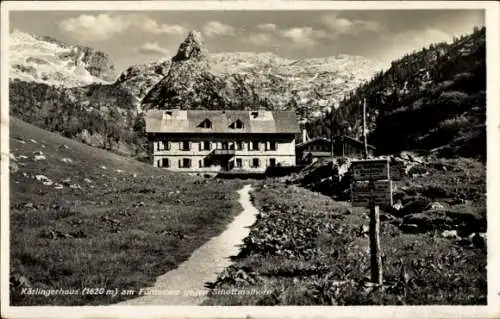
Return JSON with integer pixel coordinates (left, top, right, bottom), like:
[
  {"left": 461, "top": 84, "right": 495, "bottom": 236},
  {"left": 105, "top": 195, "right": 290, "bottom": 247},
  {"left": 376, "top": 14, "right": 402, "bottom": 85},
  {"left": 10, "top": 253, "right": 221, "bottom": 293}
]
[
  {"left": 24, "top": 202, "right": 35, "bottom": 209},
  {"left": 401, "top": 211, "right": 454, "bottom": 233},
  {"left": 441, "top": 230, "right": 459, "bottom": 239},
  {"left": 427, "top": 202, "right": 446, "bottom": 210},
  {"left": 10, "top": 274, "right": 31, "bottom": 289},
  {"left": 401, "top": 223, "right": 419, "bottom": 233},
  {"left": 54, "top": 183, "right": 64, "bottom": 190},
  {"left": 392, "top": 201, "right": 403, "bottom": 211},
  {"left": 397, "top": 196, "right": 432, "bottom": 216},
  {"left": 33, "top": 154, "right": 46, "bottom": 161},
  {"left": 9, "top": 161, "right": 19, "bottom": 174},
  {"left": 472, "top": 232, "right": 486, "bottom": 249}
]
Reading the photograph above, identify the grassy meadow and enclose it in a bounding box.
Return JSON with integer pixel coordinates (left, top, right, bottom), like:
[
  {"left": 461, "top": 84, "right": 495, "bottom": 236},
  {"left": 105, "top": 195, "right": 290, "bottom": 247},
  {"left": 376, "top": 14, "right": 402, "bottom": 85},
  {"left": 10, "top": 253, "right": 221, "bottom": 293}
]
[{"left": 9, "top": 118, "right": 247, "bottom": 306}]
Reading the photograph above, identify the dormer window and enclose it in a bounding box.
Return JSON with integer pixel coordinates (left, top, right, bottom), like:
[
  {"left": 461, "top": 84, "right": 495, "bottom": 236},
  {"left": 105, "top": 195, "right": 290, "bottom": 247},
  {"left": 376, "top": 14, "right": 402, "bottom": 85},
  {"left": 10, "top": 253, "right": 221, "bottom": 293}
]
[
  {"left": 199, "top": 119, "right": 212, "bottom": 129},
  {"left": 251, "top": 111, "right": 259, "bottom": 119},
  {"left": 230, "top": 119, "right": 244, "bottom": 129},
  {"left": 163, "top": 111, "right": 173, "bottom": 120}
]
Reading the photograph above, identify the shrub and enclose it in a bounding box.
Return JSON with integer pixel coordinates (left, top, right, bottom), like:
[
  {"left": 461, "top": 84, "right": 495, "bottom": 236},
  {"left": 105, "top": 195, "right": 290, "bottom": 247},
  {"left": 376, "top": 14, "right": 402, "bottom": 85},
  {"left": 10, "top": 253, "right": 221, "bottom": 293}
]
[{"left": 438, "top": 115, "right": 470, "bottom": 132}]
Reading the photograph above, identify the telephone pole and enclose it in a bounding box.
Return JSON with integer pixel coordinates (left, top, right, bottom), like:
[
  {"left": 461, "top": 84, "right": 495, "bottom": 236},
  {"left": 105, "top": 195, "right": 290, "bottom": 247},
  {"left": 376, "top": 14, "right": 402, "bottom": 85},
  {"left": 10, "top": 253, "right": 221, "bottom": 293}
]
[
  {"left": 362, "top": 97, "right": 369, "bottom": 159},
  {"left": 330, "top": 107, "right": 335, "bottom": 159}
]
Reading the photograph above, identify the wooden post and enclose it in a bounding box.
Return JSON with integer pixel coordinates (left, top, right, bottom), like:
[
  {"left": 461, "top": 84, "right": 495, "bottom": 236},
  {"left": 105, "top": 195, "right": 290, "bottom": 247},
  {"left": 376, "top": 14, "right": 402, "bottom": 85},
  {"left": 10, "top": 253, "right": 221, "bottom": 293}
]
[
  {"left": 330, "top": 109, "right": 334, "bottom": 159},
  {"left": 369, "top": 189, "right": 383, "bottom": 285},
  {"left": 362, "top": 98, "right": 368, "bottom": 159}
]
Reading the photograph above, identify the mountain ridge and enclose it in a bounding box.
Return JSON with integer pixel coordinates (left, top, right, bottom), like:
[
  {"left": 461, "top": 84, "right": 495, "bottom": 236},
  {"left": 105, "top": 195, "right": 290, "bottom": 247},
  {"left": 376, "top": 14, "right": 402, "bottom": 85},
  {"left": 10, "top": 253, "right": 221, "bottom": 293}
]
[
  {"left": 307, "top": 26, "right": 486, "bottom": 160},
  {"left": 9, "top": 29, "right": 116, "bottom": 87}
]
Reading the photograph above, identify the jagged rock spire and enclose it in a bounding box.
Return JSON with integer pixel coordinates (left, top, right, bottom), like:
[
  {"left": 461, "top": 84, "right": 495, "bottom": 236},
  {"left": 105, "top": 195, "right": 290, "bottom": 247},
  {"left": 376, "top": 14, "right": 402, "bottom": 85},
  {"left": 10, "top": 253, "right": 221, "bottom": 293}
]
[{"left": 172, "top": 31, "right": 206, "bottom": 62}]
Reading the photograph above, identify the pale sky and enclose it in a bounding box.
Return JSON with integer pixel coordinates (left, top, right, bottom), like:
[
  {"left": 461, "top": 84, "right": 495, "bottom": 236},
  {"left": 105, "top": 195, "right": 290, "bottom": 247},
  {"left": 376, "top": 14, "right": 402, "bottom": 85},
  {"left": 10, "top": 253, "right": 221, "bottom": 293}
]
[{"left": 10, "top": 10, "right": 485, "bottom": 73}]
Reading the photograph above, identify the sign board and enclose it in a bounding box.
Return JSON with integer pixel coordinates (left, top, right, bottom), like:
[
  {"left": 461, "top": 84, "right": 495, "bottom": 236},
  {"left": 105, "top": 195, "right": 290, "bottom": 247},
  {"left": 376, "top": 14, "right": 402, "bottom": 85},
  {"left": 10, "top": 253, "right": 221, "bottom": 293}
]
[
  {"left": 351, "top": 180, "right": 393, "bottom": 207},
  {"left": 351, "top": 159, "right": 390, "bottom": 181},
  {"left": 390, "top": 162, "right": 405, "bottom": 181}
]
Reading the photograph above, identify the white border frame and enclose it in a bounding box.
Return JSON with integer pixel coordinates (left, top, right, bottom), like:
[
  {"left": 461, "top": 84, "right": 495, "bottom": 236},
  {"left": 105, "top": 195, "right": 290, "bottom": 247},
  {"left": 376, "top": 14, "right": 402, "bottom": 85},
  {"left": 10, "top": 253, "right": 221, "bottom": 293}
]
[{"left": 1, "top": 1, "right": 499, "bottom": 318}]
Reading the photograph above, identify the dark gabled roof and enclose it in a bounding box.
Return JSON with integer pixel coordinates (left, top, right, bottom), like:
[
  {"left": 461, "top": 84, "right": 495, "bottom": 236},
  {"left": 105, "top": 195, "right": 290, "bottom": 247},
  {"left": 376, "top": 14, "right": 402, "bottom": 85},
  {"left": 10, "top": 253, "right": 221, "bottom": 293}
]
[
  {"left": 145, "top": 109, "right": 300, "bottom": 134},
  {"left": 296, "top": 135, "right": 376, "bottom": 150},
  {"left": 296, "top": 137, "right": 331, "bottom": 149}
]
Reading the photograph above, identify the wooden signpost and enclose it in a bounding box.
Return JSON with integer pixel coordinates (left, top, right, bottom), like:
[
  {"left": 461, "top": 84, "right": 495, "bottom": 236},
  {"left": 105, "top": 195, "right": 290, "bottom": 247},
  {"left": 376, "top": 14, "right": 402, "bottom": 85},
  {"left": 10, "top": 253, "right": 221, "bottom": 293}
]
[
  {"left": 350, "top": 158, "right": 393, "bottom": 285},
  {"left": 350, "top": 98, "right": 394, "bottom": 286}
]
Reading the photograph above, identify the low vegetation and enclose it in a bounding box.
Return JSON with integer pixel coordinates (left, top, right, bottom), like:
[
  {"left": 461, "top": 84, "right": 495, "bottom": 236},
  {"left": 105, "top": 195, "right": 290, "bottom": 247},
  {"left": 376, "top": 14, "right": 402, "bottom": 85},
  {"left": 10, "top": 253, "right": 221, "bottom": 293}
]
[
  {"left": 203, "top": 156, "right": 486, "bottom": 305},
  {"left": 9, "top": 118, "right": 246, "bottom": 306}
]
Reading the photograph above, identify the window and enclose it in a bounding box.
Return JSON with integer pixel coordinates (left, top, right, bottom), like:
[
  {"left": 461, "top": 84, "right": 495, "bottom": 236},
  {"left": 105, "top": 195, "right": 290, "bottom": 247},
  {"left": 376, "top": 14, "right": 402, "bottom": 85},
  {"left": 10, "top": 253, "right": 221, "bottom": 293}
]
[
  {"left": 162, "top": 158, "right": 170, "bottom": 168},
  {"left": 199, "top": 119, "right": 212, "bottom": 128},
  {"left": 157, "top": 158, "right": 170, "bottom": 167},
  {"left": 180, "top": 158, "right": 191, "bottom": 168},
  {"left": 158, "top": 141, "right": 170, "bottom": 151},
  {"left": 199, "top": 158, "right": 211, "bottom": 168},
  {"left": 251, "top": 141, "right": 259, "bottom": 151},
  {"left": 252, "top": 158, "right": 260, "bottom": 168},
  {"left": 181, "top": 141, "right": 190, "bottom": 151},
  {"left": 251, "top": 111, "right": 259, "bottom": 119},
  {"left": 230, "top": 119, "right": 244, "bottom": 129},
  {"left": 269, "top": 158, "right": 276, "bottom": 167},
  {"left": 235, "top": 141, "right": 243, "bottom": 150},
  {"left": 235, "top": 158, "right": 242, "bottom": 168},
  {"left": 203, "top": 158, "right": 211, "bottom": 167},
  {"left": 221, "top": 141, "right": 229, "bottom": 150},
  {"left": 201, "top": 141, "right": 211, "bottom": 151},
  {"left": 268, "top": 141, "right": 277, "bottom": 151}
]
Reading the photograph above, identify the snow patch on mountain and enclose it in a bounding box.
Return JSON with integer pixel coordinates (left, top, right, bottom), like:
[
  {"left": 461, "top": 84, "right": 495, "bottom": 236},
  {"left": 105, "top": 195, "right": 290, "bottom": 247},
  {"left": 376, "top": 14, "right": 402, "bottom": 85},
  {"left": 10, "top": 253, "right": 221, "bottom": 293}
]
[{"left": 9, "top": 30, "right": 115, "bottom": 87}]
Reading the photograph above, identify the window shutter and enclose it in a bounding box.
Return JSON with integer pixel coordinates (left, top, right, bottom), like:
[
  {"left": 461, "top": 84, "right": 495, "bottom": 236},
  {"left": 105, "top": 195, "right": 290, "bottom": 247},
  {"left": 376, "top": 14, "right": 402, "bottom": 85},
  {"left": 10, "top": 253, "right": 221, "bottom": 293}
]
[
  {"left": 179, "top": 141, "right": 183, "bottom": 149},
  {"left": 178, "top": 159, "right": 182, "bottom": 168},
  {"left": 199, "top": 142, "right": 202, "bottom": 151},
  {"left": 189, "top": 141, "right": 192, "bottom": 151},
  {"left": 199, "top": 160, "right": 202, "bottom": 168},
  {"left": 166, "top": 141, "right": 170, "bottom": 150},
  {"left": 209, "top": 142, "right": 212, "bottom": 150}
]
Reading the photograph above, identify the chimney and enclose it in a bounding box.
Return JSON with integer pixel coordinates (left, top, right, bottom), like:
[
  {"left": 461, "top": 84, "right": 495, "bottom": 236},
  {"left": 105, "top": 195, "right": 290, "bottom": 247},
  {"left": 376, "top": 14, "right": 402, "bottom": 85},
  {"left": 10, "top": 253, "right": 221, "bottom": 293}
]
[{"left": 302, "top": 128, "right": 309, "bottom": 143}]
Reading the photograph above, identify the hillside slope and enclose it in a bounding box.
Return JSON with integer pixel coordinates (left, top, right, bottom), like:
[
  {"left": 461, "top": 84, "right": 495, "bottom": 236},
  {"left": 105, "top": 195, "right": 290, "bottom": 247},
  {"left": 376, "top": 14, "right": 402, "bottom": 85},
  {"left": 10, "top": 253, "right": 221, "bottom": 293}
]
[
  {"left": 9, "top": 79, "right": 141, "bottom": 157},
  {"left": 9, "top": 117, "right": 245, "bottom": 305},
  {"left": 308, "top": 26, "right": 486, "bottom": 160}
]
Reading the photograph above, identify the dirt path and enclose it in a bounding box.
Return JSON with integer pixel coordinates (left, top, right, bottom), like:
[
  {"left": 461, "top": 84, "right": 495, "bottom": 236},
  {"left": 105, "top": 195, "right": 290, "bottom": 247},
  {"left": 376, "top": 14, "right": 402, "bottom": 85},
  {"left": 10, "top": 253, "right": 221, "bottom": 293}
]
[{"left": 118, "top": 184, "right": 257, "bottom": 305}]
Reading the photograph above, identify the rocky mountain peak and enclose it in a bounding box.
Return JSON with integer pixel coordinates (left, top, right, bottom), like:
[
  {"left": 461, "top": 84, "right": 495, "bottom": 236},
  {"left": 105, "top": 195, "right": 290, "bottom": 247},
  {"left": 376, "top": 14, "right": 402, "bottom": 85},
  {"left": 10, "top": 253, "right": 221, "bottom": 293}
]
[{"left": 172, "top": 31, "right": 206, "bottom": 62}]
